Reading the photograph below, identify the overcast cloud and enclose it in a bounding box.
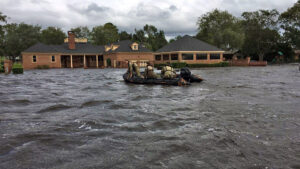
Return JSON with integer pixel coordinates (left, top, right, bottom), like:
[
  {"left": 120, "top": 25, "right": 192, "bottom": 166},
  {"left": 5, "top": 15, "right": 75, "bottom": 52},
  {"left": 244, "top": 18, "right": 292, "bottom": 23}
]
[{"left": 0, "top": 0, "right": 297, "bottom": 38}]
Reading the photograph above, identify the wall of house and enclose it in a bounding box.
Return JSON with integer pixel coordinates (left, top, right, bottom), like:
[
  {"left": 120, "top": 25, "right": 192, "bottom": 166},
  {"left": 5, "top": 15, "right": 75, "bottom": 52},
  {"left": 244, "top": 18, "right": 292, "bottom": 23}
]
[
  {"left": 103, "top": 52, "right": 154, "bottom": 68},
  {"left": 22, "top": 53, "right": 61, "bottom": 69},
  {"left": 154, "top": 52, "right": 224, "bottom": 64}
]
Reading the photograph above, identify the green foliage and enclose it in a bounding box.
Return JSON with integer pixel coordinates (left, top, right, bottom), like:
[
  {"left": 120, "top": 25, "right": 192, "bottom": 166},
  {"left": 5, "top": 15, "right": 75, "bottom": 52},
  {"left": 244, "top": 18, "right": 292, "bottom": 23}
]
[
  {"left": 70, "top": 26, "right": 90, "bottom": 39},
  {"left": 91, "top": 23, "right": 119, "bottom": 45},
  {"left": 196, "top": 9, "right": 245, "bottom": 51},
  {"left": 188, "top": 62, "right": 229, "bottom": 68},
  {"left": 41, "top": 27, "right": 66, "bottom": 45},
  {"left": 133, "top": 25, "right": 168, "bottom": 51},
  {"left": 279, "top": 0, "right": 300, "bottom": 49},
  {"left": 12, "top": 62, "right": 23, "bottom": 74},
  {"left": 241, "top": 9, "right": 280, "bottom": 61},
  {"left": 0, "top": 12, "right": 7, "bottom": 56},
  {"left": 3, "top": 23, "right": 41, "bottom": 57},
  {"left": 119, "top": 31, "right": 132, "bottom": 41},
  {"left": 36, "top": 65, "right": 50, "bottom": 69},
  {"left": 171, "top": 62, "right": 187, "bottom": 68},
  {"left": 169, "top": 35, "right": 182, "bottom": 43}
]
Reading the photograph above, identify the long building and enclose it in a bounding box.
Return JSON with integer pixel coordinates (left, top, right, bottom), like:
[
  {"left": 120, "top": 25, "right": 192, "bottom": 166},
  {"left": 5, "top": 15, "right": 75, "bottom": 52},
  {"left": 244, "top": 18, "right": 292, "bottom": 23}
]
[
  {"left": 22, "top": 31, "right": 154, "bottom": 69},
  {"left": 22, "top": 33, "right": 224, "bottom": 69},
  {"left": 154, "top": 35, "right": 225, "bottom": 64}
]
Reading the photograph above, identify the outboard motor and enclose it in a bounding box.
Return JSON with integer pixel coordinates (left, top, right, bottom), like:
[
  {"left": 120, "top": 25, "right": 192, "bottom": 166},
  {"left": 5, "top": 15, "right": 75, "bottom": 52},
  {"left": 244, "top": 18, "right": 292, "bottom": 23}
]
[{"left": 180, "top": 67, "right": 192, "bottom": 82}]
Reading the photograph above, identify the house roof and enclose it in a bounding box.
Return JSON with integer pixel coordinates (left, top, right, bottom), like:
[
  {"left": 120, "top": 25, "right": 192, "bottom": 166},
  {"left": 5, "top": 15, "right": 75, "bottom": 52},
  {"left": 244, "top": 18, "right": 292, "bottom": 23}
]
[
  {"left": 105, "top": 40, "right": 152, "bottom": 53},
  {"left": 156, "top": 35, "right": 224, "bottom": 53},
  {"left": 23, "top": 42, "right": 105, "bottom": 54}
]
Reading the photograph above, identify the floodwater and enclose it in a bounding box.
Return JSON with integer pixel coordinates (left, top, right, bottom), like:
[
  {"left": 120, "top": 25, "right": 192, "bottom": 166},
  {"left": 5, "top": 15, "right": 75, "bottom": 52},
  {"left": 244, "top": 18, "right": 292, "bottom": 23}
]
[{"left": 0, "top": 65, "right": 300, "bottom": 169}]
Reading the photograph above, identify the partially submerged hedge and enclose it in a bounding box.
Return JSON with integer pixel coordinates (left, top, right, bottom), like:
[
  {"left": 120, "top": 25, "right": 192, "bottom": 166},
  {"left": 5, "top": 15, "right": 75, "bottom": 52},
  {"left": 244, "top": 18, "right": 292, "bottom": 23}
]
[
  {"left": 12, "top": 62, "right": 23, "bottom": 74},
  {"left": 155, "top": 62, "right": 229, "bottom": 69},
  {"left": 188, "top": 62, "right": 229, "bottom": 68},
  {"left": 36, "top": 65, "right": 50, "bottom": 69}
]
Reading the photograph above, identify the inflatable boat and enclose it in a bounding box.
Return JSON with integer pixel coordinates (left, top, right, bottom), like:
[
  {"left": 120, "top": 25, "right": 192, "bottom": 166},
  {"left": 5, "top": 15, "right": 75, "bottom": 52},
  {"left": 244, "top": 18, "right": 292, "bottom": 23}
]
[{"left": 123, "top": 68, "right": 203, "bottom": 86}]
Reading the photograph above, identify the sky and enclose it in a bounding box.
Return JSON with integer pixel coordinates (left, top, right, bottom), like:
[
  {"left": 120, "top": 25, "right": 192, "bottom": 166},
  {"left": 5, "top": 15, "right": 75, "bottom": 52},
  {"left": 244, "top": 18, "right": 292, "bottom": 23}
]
[{"left": 0, "top": 0, "right": 297, "bottom": 39}]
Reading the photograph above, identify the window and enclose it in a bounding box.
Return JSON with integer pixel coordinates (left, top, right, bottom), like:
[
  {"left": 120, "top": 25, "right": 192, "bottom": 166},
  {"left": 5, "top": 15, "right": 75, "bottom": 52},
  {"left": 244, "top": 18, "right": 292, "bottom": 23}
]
[
  {"left": 196, "top": 53, "right": 207, "bottom": 60},
  {"left": 155, "top": 55, "right": 161, "bottom": 61},
  {"left": 171, "top": 54, "right": 178, "bottom": 60},
  {"left": 210, "top": 54, "right": 221, "bottom": 60},
  {"left": 33, "top": 55, "right": 36, "bottom": 63},
  {"left": 182, "top": 53, "right": 194, "bottom": 60},
  {"left": 134, "top": 45, "right": 137, "bottom": 50},
  {"left": 163, "top": 54, "right": 169, "bottom": 61},
  {"left": 51, "top": 55, "right": 55, "bottom": 62}
]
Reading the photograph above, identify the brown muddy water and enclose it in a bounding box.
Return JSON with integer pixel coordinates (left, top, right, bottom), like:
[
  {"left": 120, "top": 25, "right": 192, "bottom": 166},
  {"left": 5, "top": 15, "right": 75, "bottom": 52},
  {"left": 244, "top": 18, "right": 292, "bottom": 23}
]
[{"left": 0, "top": 65, "right": 300, "bottom": 169}]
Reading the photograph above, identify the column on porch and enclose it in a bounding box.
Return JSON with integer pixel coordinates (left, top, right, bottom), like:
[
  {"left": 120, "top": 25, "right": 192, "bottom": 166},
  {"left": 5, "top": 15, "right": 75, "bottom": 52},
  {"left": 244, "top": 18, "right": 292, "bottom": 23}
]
[
  {"left": 83, "top": 54, "right": 86, "bottom": 68},
  {"left": 71, "top": 55, "right": 73, "bottom": 68},
  {"left": 96, "top": 55, "right": 99, "bottom": 68}
]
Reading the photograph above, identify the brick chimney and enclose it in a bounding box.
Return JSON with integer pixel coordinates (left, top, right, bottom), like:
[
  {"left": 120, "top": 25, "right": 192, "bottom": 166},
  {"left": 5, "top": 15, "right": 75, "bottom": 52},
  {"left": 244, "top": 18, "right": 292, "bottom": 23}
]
[{"left": 68, "top": 31, "right": 75, "bottom": 50}]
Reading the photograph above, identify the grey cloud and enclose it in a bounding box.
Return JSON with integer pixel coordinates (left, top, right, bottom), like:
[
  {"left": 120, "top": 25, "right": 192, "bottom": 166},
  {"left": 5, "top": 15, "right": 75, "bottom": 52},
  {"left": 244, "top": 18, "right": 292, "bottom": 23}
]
[
  {"left": 68, "top": 2, "right": 110, "bottom": 16},
  {"left": 169, "top": 5, "right": 178, "bottom": 11}
]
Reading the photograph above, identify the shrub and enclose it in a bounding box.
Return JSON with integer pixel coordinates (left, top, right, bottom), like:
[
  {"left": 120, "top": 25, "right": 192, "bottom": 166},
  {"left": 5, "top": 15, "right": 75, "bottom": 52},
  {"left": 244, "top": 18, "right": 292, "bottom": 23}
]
[
  {"left": 36, "top": 65, "right": 50, "bottom": 69},
  {"left": 154, "top": 63, "right": 167, "bottom": 70},
  {"left": 171, "top": 62, "right": 187, "bottom": 68},
  {"left": 188, "top": 62, "right": 229, "bottom": 68},
  {"left": 0, "top": 62, "right": 4, "bottom": 73},
  {"left": 12, "top": 62, "right": 23, "bottom": 74}
]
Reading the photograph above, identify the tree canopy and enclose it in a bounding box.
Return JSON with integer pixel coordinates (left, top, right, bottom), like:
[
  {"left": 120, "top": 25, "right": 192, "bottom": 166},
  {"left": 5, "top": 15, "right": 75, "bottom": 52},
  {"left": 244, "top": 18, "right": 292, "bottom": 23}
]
[
  {"left": 4, "top": 23, "right": 41, "bottom": 57},
  {"left": 241, "top": 9, "right": 280, "bottom": 61},
  {"left": 70, "top": 26, "right": 91, "bottom": 39},
  {"left": 91, "top": 23, "right": 119, "bottom": 45},
  {"left": 41, "top": 27, "right": 66, "bottom": 45},
  {"left": 196, "top": 9, "right": 245, "bottom": 51},
  {"left": 279, "top": 0, "right": 300, "bottom": 49}
]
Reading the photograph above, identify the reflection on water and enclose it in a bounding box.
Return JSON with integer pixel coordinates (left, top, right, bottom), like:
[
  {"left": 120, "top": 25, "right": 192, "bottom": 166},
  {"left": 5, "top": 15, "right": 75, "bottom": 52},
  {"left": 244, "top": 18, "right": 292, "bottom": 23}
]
[{"left": 0, "top": 65, "right": 300, "bottom": 169}]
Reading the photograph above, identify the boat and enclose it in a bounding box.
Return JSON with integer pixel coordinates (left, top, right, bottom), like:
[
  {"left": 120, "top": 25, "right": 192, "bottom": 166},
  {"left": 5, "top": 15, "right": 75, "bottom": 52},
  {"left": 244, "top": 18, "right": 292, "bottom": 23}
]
[{"left": 123, "top": 67, "right": 203, "bottom": 86}]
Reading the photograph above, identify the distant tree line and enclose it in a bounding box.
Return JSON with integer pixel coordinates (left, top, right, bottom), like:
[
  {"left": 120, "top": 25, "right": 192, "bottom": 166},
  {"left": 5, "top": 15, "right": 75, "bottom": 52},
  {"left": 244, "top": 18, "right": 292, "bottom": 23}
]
[
  {"left": 0, "top": 0, "right": 299, "bottom": 61},
  {"left": 195, "top": 0, "right": 300, "bottom": 61}
]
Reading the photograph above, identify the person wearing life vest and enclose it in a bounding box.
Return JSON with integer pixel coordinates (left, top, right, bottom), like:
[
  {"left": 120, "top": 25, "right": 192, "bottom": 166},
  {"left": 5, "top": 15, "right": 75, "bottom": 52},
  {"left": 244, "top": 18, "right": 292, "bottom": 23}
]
[
  {"left": 132, "top": 62, "right": 142, "bottom": 78},
  {"left": 145, "top": 63, "right": 158, "bottom": 79},
  {"left": 161, "top": 64, "right": 176, "bottom": 79}
]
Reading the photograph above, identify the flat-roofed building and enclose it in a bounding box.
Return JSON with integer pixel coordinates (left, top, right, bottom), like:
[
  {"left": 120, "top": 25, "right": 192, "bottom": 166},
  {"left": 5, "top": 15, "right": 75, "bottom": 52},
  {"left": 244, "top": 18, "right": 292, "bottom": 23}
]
[{"left": 154, "top": 35, "right": 225, "bottom": 64}]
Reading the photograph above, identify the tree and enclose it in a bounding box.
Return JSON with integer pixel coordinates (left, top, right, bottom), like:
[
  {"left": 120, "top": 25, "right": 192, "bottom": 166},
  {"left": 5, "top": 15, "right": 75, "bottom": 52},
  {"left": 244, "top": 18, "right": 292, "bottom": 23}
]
[
  {"left": 91, "top": 25, "right": 106, "bottom": 45},
  {"left": 119, "top": 31, "right": 132, "bottom": 41},
  {"left": 196, "top": 9, "right": 245, "bottom": 51},
  {"left": 279, "top": 0, "right": 300, "bottom": 49},
  {"left": 70, "top": 26, "right": 90, "bottom": 39},
  {"left": 169, "top": 35, "right": 183, "bottom": 43},
  {"left": 241, "top": 9, "right": 280, "bottom": 61},
  {"left": 132, "top": 25, "right": 167, "bottom": 51},
  {"left": 91, "top": 23, "right": 119, "bottom": 45},
  {"left": 41, "top": 27, "right": 66, "bottom": 45},
  {"left": 3, "top": 23, "right": 41, "bottom": 57},
  {"left": 0, "top": 12, "right": 7, "bottom": 55}
]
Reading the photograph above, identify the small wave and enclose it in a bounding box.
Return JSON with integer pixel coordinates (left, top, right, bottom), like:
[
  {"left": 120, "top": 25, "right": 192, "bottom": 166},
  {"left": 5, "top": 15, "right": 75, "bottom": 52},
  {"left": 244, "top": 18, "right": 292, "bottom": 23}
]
[
  {"left": 0, "top": 99, "right": 31, "bottom": 106},
  {"left": 80, "top": 100, "right": 113, "bottom": 108},
  {"left": 37, "top": 104, "right": 72, "bottom": 113}
]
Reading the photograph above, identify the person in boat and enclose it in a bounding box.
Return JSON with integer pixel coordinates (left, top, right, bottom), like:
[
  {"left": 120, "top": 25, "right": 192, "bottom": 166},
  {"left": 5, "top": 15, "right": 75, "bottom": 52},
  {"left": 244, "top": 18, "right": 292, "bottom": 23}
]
[
  {"left": 144, "top": 63, "right": 158, "bottom": 79},
  {"left": 161, "top": 64, "right": 176, "bottom": 79},
  {"left": 132, "top": 62, "right": 142, "bottom": 78}
]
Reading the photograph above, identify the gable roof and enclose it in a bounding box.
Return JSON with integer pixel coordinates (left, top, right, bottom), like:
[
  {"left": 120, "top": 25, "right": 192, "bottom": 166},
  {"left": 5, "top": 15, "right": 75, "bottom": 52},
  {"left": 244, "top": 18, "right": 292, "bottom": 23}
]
[
  {"left": 23, "top": 42, "right": 105, "bottom": 54},
  {"left": 156, "top": 35, "right": 223, "bottom": 53},
  {"left": 105, "top": 40, "right": 152, "bottom": 53}
]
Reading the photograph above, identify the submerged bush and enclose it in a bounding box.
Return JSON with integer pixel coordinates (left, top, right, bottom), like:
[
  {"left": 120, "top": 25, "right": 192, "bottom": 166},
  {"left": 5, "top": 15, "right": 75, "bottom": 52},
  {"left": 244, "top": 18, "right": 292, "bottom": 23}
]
[
  {"left": 36, "top": 65, "right": 50, "bottom": 69},
  {"left": 188, "top": 62, "right": 229, "bottom": 68},
  {"left": 171, "top": 62, "right": 187, "bottom": 68},
  {"left": 12, "top": 62, "right": 23, "bottom": 74},
  {"left": 0, "top": 62, "right": 4, "bottom": 73}
]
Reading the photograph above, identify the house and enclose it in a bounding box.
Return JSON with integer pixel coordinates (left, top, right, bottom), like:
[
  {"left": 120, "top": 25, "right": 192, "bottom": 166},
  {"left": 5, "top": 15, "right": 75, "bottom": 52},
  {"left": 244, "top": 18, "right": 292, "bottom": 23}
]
[
  {"left": 22, "top": 31, "right": 104, "bottom": 69},
  {"left": 103, "top": 40, "right": 153, "bottom": 68},
  {"left": 22, "top": 31, "right": 154, "bottom": 69},
  {"left": 154, "top": 35, "right": 225, "bottom": 64}
]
